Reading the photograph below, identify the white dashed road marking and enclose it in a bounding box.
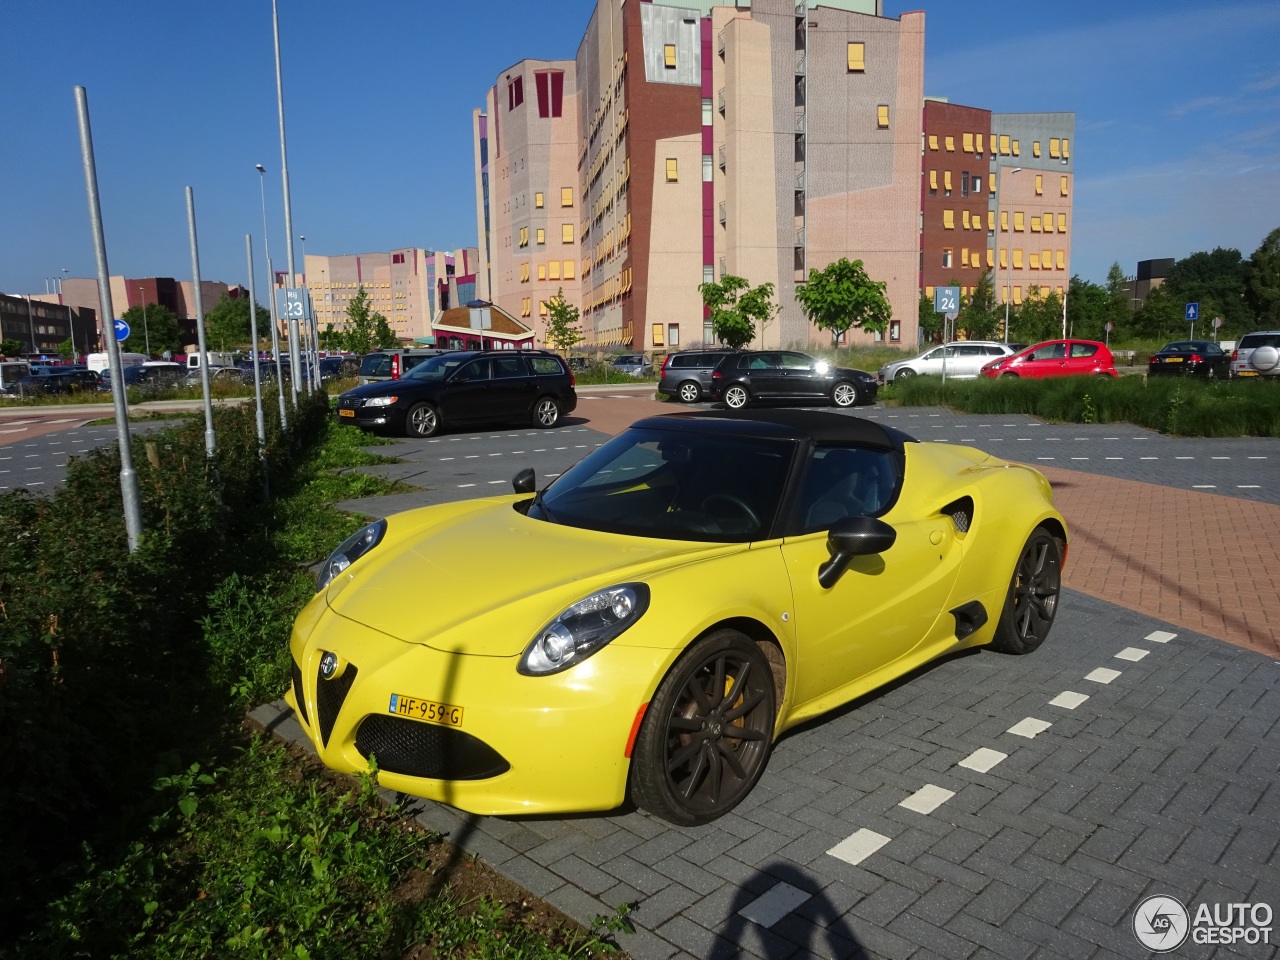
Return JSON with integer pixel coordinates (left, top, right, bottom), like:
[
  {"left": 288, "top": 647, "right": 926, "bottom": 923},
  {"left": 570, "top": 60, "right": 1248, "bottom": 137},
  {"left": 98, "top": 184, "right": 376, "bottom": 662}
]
[
  {"left": 899, "top": 784, "right": 955, "bottom": 815},
  {"left": 1115, "top": 647, "right": 1150, "bottom": 662},
  {"left": 827, "top": 829, "right": 892, "bottom": 866},
  {"left": 1085, "top": 667, "right": 1122, "bottom": 684},
  {"left": 1007, "top": 717, "right": 1053, "bottom": 739},
  {"left": 958, "top": 747, "right": 1007, "bottom": 773},
  {"left": 1146, "top": 631, "right": 1177, "bottom": 643},
  {"left": 738, "top": 882, "right": 812, "bottom": 928},
  {"left": 1049, "top": 691, "right": 1089, "bottom": 710}
]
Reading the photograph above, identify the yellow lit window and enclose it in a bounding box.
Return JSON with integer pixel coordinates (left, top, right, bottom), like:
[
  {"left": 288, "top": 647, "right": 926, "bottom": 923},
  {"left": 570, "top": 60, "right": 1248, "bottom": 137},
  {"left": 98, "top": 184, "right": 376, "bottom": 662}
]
[
  {"left": 1042, "top": 248, "right": 1052, "bottom": 267},
  {"left": 929, "top": 169, "right": 938, "bottom": 190},
  {"left": 1062, "top": 138, "right": 1070, "bottom": 159},
  {"left": 1014, "top": 211, "right": 1025, "bottom": 231},
  {"left": 1030, "top": 253, "right": 1041, "bottom": 269},
  {"left": 1056, "top": 250, "right": 1066, "bottom": 270},
  {"left": 1030, "top": 216, "right": 1041, "bottom": 232},
  {"left": 664, "top": 44, "right": 676, "bottom": 69},
  {"left": 944, "top": 170, "right": 952, "bottom": 191},
  {"left": 564, "top": 260, "right": 575, "bottom": 279},
  {"left": 1057, "top": 213, "right": 1067, "bottom": 232},
  {"left": 1042, "top": 213, "right": 1054, "bottom": 234},
  {"left": 561, "top": 188, "right": 573, "bottom": 207},
  {"left": 1035, "top": 174, "right": 1043, "bottom": 195},
  {"left": 847, "top": 42, "right": 865, "bottom": 71},
  {"left": 652, "top": 323, "right": 664, "bottom": 346},
  {"left": 987, "top": 211, "right": 995, "bottom": 231},
  {"left": 1049, "top": 138, "right": 1060, "bottom": 158},
  {"left": 548, "top": 261, "right": 560, "bottom": 280},
  {"left": 945, "top": 135, "right": 955, "bottom": 151},
  {"left": 1014, "top": 286, "right": 1023, "bottom": 304},
  {"left": 961, "top": 247, "right": 969, "bottom": 266},
  {"left": 877, "top": 105, "right": 889, "bottom": 128},
  {"left": 963, "top": 132, "right": 974, "bottom": 152},
  {"left": 962, "top": 210, "right": 971, "bottom": 228},
  {"left": 535, "top": 192, "right": 544, "bottom": 208},
  {"left": 977, "top": 133, "right": 984, "bottom": 154},
  {"left": 1012, "top": 139, "right": 1020, "bottom": 156},
  {"left": 1000, "top": 210, "right": 1009, "bottom": 231},
  {"left": 1033, "top": 141, "right": 1041, "bottom": 158},
  {"left": 1060, "top": 176, "right": 1069, "bottom": 197},
  {"left": 942, "top": 209, "right": 954, "bottom": 229},
  {"left": 999, "top": 248, "right": 1008, "bottom": 269},
  {"left": 1013, "top": 249, "right": 1023, "bottom": 268},
  {"left": 987, "top": 248, "right": 994, "bottom": 268},
  {"left": 537, "top": 263, "right": 547, "bottom": 281},
  {"left": 562, "top": 223, "right": 574, "bottom": 243},
  {"left": 665, "top": 158, "right": 678, "bottom": 182},
  {"left": 928, "top": 134, "right": 938, "bottom": 150},
  {"left": 999, "top": 135, "right": 1010, "bottom": 155},
  {"left": 924, "top": 285, "right": 935, "bottom": 298},
  {"left": 536, "top": 228, "right": 545, "bottom": 245}
]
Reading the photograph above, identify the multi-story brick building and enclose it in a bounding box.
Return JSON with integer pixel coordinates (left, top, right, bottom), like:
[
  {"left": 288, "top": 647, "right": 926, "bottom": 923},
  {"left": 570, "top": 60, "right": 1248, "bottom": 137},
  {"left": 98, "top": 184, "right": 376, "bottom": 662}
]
[
  {"left": 0, "top": 292, "right": 96, "bottom": 357},
  {"left": 58, "top": 276, "right": 244, "bottom": 350},
  {"left": 475, "top": 0, "right": 925, "bottom": 352}
]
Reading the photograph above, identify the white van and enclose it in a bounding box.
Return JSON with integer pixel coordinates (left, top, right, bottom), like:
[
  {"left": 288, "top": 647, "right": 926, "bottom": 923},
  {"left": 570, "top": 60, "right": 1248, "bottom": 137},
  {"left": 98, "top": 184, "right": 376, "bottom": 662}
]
[
  {"left": 85, "top": 352, "right": 147, "bottom": 374},
  {"left": 186, "top": 351, "right": 238, "bottom": 372}
]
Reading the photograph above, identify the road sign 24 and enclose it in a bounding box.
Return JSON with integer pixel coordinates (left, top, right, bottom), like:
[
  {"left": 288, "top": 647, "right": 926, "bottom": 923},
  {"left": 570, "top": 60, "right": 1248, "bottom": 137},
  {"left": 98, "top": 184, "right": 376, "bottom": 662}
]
[{"left": 934, "top": 286, "right": 960, "bottom": 313}]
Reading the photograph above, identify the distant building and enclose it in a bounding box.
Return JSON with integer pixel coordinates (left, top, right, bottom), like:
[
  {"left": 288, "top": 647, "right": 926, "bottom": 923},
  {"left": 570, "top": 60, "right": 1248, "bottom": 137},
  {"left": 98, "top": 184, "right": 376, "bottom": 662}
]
[
  {"left": 58, "top": 276, "right": 246, "bottom": 349},
  {"left": 1123, "top": 258, "right": 1173, "bottom": 310},
  {"left": 0, "top": 292, "right": 96, "bottom": 357},
  {"left": 475, "top": 0, "right": 925, "bottom": 352}
]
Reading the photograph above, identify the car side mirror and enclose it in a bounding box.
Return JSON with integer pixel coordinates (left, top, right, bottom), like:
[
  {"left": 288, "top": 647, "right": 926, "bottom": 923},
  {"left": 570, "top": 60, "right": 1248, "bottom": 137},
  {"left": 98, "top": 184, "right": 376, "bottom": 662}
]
[
  {"left": 818, "top": 515, "right": 897, "bottom": 589},
  {"left": 513, "top": 467, "right": 536, "bottom": 494}
]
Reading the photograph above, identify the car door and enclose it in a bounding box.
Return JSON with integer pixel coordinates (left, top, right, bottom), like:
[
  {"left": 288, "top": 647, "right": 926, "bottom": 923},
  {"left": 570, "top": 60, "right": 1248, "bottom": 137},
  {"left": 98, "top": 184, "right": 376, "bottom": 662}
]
[
  {"left": 1064, "top": 341, "right": 1100, "bottom": 375},
  {"left": 918, "top": 346, "right": 948, "bottom": 376},
  {"left": 441, "top": 358, "right": 493, "bottom": 422},
  {"left": 779, "top": 448, "right": 964, "bottom": 709},
  {"left": 778, "top": 352, "right": 827, "bottom": 398},
  {"left": 745, "top": 353, "right": 785, "bottom": 397},
  {"left": 488, "top": 354, "right": 536, "bottom": 420},
  {"left": 953, "top": 344, "right": 988, "bottom": 378},
  {"left": 1019, "top": 341, "right": 1067, "bottom": 378}
]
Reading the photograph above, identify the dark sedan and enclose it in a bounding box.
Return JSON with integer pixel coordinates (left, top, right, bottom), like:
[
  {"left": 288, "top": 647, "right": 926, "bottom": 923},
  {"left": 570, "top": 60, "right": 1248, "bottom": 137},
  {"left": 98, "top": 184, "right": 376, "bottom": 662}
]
[
  {"left": 708, "top": 350, "right": 878, "bottom": 409},
  {"left": 335, "top": 350, "right": 577, "bottom": 438},
  {"left": 1147, "top": 340, "right": 1230, "bottom": 379},
  {"left": 16, "top": 367, "right": 100, "bottom": 396}
]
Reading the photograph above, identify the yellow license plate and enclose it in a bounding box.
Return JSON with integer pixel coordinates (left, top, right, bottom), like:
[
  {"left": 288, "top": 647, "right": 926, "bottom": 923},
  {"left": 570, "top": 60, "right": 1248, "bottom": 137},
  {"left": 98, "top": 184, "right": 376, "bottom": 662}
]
[
  {"left": 339, "top": 408, "right": 355, "bottom": 417},
  {"left": 1165, "top": 357, "right": 1183, "bottom": 363},
  {"left": 389, "top": 694, "right": 464, "bottom": 727},
  {"left": 1238, "top": 370, "right": 1258, "bottom": 377}
]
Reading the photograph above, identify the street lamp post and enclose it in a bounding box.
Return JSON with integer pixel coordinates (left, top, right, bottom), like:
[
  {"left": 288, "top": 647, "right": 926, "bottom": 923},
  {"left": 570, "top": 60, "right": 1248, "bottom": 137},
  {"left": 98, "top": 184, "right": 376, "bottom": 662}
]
[
  {"left": 61, "top": 268, "right": 76, "bottom": 361},
  {"left": 255, "top": 162, "right": 288, "bottom": 429},
  {"left": 996, "top": 165, "right": 1023, "bottom": 343},
  {"left": 139, "top": 288, "right": 151, "bottom": 357}
]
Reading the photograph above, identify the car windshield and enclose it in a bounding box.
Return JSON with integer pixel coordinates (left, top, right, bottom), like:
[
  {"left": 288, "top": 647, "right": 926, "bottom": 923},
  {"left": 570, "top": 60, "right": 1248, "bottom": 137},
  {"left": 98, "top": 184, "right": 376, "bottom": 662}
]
[
  {"left": 526, "top": 426, "right": 794, "bottom": 542},
  {"left": 403, "top": 354, "right": 470, "bottom": 381},
  {"left": 614, "top": 355, "right": 642, "bottom": 365}
]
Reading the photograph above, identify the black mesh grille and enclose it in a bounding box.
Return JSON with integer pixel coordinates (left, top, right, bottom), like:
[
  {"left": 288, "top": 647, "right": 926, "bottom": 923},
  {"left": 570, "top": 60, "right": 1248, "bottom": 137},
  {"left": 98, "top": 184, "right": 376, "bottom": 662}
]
[
  {"left": 337, "top": 396, "right": 364, "bottom": 411},
  {"left": 941, "top": 497, "right": 973, "bottom": 533},
  {"left": 354, "top": 714, "right": 509, "bottom": 781},
  {"left": 291, "top": 658, "right": 309, "bottom": 726},
  {"left": 316, "top": 665, "right": 358, "bottom": 747}
]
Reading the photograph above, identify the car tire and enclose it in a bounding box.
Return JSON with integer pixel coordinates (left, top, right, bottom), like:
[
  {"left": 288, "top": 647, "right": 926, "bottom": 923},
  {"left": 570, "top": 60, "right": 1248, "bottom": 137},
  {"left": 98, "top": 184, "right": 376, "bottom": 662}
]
[
  {"left": 831, "top": 381, "right": 859, "bottom": 407},
  {"left": 630, "top": 629, "right": 776, "bottom": 825},
  {"left": 532, "top": 396, "right": 561, "bottom": 428},
  {"left": 405, "top": 402, "right": 440, "bottom": 438},
  {"left": 1001, "top": 372, "right": 1020, "bottom": 379},
  {"left": 723, "top": 384, "right": 750, "bottom": 409},
  {"left": 894, "top": 368, "right": 916, "bottom": 380},
  {"left": 678, "top": 380, "right": 702, "bottom": 403},
  {"left": 990, "top": 526, "right": 1063, "bottom": 655}
]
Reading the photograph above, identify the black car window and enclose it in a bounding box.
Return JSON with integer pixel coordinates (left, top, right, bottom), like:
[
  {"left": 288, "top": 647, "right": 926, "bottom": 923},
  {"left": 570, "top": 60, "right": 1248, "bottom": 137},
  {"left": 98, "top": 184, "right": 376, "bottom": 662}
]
[
  {"left": 359, "top": 354, "right": 391, "bottom": 377},
  {"left": 1070, "top": 343, "right": 1098, "bottom": 358},
  {"left": 529, "top": 355, "right": 564, "bottom": 375},
  {"left": 405, "top": 354, "right": 468, "bottom": 381},
  {"left": 671, "top": 355, "right": 694, "bottom": 368},
  {"left": 403, "top": 353, "right": 437, "bottom": 372},
  {"left": 956, "top": 345, "right": 984, "bottom": 357},
  {"left": 452, "top": 359, "right": 491, "bottom": 382},
  {"left": 1240, "top": 333, "right": 1280, "bottom": 349},
  {"left": 794, "top": 446, "right": 900, "bottom": 534},
  {"left": 983, "top": 345, "right": 1007, "bottom": 356},
  {"left": 492, "top": 356, "right": 529, "bottom": 379},
  {"left": 748, "top": 354, "right": 777, "bottom": 370},
  {"left": 780, "top": 352, "right": 815, "bottom": 370},
  {"left": 1029, "top": 343, "right": 1065, "bottom": 361}
]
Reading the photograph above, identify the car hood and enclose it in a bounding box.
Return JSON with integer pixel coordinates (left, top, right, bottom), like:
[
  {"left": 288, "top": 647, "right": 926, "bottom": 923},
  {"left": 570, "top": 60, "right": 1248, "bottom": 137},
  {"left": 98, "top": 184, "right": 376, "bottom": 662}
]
[
  {"left": 342, "top": 379, "right": 413, "bottom": 399},
  {"left": 324, "top": 496, "right": 745, "bottom": 656}
]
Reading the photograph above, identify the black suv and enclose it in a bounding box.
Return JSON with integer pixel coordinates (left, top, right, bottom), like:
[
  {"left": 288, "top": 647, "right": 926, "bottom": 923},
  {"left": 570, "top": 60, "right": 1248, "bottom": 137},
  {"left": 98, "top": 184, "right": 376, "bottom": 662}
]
[
  {"left": 708, "top": 350, "right": 878, "bottom": 409},
  {"left": 336, "top": 350, "right": 577, "bottom": 438},
  {"left": 657, "top": 349, "right": 738, "bottom": 403}
]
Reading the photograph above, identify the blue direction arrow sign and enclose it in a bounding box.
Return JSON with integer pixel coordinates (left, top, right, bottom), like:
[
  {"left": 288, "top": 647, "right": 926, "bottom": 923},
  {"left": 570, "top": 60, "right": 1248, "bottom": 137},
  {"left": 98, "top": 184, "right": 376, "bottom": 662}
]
[
  {"left": 934, "top": 286, "right": 960, "bottom": 314},
  {"left": 113, "top": 318, "right": 131, "bottom": 342},
  {"left": 1185, "top": 302, "right": 1199, "bottom": 321}
]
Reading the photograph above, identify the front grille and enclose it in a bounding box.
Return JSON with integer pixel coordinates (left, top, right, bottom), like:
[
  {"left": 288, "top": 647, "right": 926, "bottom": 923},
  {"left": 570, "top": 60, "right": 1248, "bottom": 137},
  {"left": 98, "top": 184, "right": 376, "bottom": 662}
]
[
  {"left": 354, "top": 714, "right": 509, "bottom": 781},
  {"left": 338, "top": 397, "right": 364, "bottom": 411},
  {"left": 291, "top": 658, "right": 309, "bottom": 726},
  {"left": 316, "top": 664, "right": 358, "bottom": 746}
]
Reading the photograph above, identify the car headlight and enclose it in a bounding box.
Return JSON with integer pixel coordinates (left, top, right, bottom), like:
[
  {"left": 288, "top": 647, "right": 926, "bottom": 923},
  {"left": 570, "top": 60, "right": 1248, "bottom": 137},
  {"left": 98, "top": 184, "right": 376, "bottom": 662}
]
[
  {"left": 519, "top": 583, "right": 650, "bottom": 675},
  {"left": 364, "top": 395, "right": 396, "bottom": 407},
  {"left": 316, "top": 519, "right": 388, "bottom": 592}
]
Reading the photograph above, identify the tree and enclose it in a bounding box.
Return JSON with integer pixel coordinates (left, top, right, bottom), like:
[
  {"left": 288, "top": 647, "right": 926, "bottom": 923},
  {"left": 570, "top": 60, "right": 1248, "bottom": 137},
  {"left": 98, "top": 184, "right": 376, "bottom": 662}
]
[
  {"left": 1130, "top": 284, "right": 1183, "bottom": 340},
  {"left": 699, "top": 275, "right": 778, "bottom": 349},
  {"left": 958, "top": 272, "right": 1001, "bottom": 341},
  {"left": 1, "top": 338, "right": 22, "bottom": 358},
  {"left": 1245, "top": 227, "right": 1280, "bottom": 327},
  {"left": 56, "top": 338, "right": 74, "bottom": 360},
  {"left": 120, "top": 303, "right": 182, "bottom": 355},
  {"left": 372, "top": 313, "right": 398, "bottom": 349},
  {"left": 318, "top": 323, "right": 344, "bottom": 351},
  {"left": 917, "top": 291, "right": 943, "bottom": 344},
  {"left": 1015, "top": 287, "right": 1065, "bottom": 344},
  {"left": 204, "top": 293, "right": 270, "bottom": 351},
  {"left": 794, "top": 258, "right": 890, "bottom": 343},
  {"left": 1103, "top": 262, "right": 1132, "bottom": 336},
  {"left": 1164, "top": 247, "right": 1250, "bottom": 335},
  {"left": 543, "top": 287, "right": 583, "bottom": 352},
  {"left": 338, "top": 286, "right": 393, "bottom": 355},
  {"left": 1065, "top": 275, "right": 1109, "bottom": 341}
]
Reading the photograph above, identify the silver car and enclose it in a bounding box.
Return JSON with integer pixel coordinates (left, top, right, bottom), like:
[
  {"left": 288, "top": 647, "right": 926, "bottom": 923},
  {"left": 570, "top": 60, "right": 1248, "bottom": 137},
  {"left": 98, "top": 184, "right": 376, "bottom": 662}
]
[
  {"left": 879, "top": 341, "right": 1015, "bottom": 383},
  {"left": 1231, "top": 331, "right": 1280, "bottom": 379},
  {"left": 610, "top": 353, "right": 653, "bottom": 378}
]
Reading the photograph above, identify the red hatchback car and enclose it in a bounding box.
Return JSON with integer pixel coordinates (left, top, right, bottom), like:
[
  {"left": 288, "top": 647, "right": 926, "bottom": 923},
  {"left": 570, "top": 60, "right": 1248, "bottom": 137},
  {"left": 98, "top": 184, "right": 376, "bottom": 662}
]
[{"left": 980, "top": 339, "right": 1118, "bottom": 379}]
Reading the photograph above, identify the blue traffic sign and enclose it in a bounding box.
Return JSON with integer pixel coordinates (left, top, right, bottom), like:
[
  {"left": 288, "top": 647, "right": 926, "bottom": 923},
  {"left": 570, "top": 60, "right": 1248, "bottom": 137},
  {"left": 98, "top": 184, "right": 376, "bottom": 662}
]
[
  {"left": 113, "top": 318, "right": 131, "bottom": 341},
  {"left": 1185, "top": 302, "right": 1199, "bottom": 321},
  {"left": 934, "top": 286, "right": 960, "bottom": 314}
]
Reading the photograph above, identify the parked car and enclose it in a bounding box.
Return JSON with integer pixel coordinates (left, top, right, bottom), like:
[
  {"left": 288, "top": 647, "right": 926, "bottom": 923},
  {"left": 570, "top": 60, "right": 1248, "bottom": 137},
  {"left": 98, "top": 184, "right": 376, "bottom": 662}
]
[
  {"left": 16, "top": 367, "right": 100, "bottom": 396},
  {"left": 0, "top": 361, "right": 32, "bottom": 395},
  {"left": 566, "top": 356, "right": 591, "bottom": 373},
  {"left": 100, "top": 361, "right": 186, "bottom": 392},
  {"left": 357, "top": 348, "right": 449, "bottom": 385},
  {"left": 979, "top": 339, "right": 1118, "bottom": 379},
  {"left": 708, "top": 350, "right": 878, "bottom": 408},
  {"left": 878, "top": 342, "right": 1015, "bottom": 384},
  {"left": 1231, "top": 330, "right": 1280, "bottom": 379},
  {"left": 1146, "top": 340, "right": 1231, "bottom": 379},
  {"left": 287, "top": 407, "right": 1066, "bottom": 824},
  {"left": 610, "top": 354, "right": 653, "bottom": 378},
  {"left": 336, "top": 350, "right": 577, "bottom": 437},
  {"left": 657, "top": 349, "right": 738, "bottom": 403}
]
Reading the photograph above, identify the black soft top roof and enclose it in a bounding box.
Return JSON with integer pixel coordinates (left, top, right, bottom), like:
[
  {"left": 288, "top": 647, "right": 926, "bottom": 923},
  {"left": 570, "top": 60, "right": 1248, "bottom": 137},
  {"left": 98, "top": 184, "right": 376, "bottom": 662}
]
[{"left": 634, "top": 409, "right": 916, "bottom": 450}]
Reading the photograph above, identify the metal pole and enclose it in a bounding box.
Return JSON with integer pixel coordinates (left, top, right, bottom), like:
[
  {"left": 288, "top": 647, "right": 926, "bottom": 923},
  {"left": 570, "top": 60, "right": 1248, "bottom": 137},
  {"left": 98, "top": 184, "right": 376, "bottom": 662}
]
[
  {"left": 185, "top": 186, "right": 216, "bottom": 458},
  {"left": 62, "top": 269, "right": 77, "bottom": 362},
  {"left": 141, "top": 290, "right": 150, "bottom": 357},
  {"left": 25, "top": 296, "right": 36, "bottom": 356},
  {"left": 246, "top": 234, "right": 268, "bottom": 498},
  {"left": 272, "top": 0, "right": 302, "bottom": 402},
  {"left": 256, "top": 164, "right": 287, "bottom": 430},
  {"left": 75, "top": 85, "right": 142, "bottom": 551}
]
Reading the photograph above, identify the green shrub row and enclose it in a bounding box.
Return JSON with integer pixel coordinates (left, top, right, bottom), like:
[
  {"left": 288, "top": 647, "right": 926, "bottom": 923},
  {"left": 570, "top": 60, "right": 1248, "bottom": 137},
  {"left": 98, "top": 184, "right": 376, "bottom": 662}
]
[{"left": 883, "top": 374, "right": 1280, "bottom": 437}]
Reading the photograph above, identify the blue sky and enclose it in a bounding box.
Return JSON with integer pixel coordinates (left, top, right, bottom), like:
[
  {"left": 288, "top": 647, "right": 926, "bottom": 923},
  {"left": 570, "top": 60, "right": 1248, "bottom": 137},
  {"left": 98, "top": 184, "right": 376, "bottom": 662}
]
[{"left": 2, "top": 0, "right": 1276, "bottom": 299}]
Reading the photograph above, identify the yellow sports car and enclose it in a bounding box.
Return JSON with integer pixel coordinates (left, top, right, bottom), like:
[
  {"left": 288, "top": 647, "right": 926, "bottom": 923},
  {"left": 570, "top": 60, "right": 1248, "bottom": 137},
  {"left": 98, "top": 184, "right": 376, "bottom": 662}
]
[{"left": 287, "top": 409, "right": 1066, "bottom": 825}]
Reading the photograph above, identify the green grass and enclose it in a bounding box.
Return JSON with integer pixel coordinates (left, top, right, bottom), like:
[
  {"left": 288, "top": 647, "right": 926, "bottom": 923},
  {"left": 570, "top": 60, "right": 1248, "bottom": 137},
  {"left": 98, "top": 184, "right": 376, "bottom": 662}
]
[{"left": 882, "top": 373, "right": 1280, "bottom": 437}]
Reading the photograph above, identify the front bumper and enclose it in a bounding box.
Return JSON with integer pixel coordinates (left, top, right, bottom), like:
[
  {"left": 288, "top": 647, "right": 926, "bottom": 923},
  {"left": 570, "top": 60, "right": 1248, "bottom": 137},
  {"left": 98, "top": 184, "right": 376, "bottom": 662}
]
[{"left": 287, "top": 601, "right": 672, "bottom": 816}]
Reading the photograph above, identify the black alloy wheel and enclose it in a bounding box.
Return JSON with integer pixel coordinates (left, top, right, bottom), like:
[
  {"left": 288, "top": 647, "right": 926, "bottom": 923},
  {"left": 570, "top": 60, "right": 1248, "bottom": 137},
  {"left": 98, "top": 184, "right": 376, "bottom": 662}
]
[
  {"left": 991, "top": 526, "right": 1062, "bottom": 654},
  {"left": 405, "top": 402, "right": 440, "bottom": 438},
  {"left": 631, "top": 630, "right": 776, "bottom": 825}
]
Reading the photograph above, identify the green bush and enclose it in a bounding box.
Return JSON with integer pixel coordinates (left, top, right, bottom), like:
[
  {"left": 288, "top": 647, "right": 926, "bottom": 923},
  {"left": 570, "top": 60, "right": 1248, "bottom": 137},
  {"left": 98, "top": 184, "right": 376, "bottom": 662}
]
[{"left": 883, "top": 374, "right": 1280, "bottom": 437}]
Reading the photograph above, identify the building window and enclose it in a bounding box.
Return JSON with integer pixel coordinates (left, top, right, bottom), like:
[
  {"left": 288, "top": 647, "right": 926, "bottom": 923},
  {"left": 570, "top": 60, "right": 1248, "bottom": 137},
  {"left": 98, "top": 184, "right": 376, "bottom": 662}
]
[
  {"left": 1014, "top": 211, "right": 1025, "bottom": 231},
  {"left": 962, "top": 210, "right": 971, "bottom": 229},
  {"left": 549, "top": 261, "right": 561, "bottom": 280},
  {"left": 1057, "top": 212, "right": 1067, "bottom": 232},
  {"left": 1030, "top": 216, "right": 1041, "bottom": 232},
  {"left": 561, "top": 187, "right": 573, "bottom": 207},
  {"left": 1042, "top": 213, "right": 1053, "bottom": 234},
  {"left": 535, "top": 191, "right": 544, "bottom": 208},
  {"left": 1013, "top": 248, "right": 1024, "bottom": 268},
  {"left": 1033, "top": 140, "right": 1041, "bottom": 158},
  {"left": 1030, "top": 253, "right": 1041, "bottom": 269},
  {"left": 976, "top": 133, "right": 985, "bottom": 155},
  {"left": 1060, "top": 176, "right": 1069, "bottom": 197},
  {"left": 943, "top": 170, "right": 952, "bottom": 194},
  {"left": 507, "top": 75, "right": 524, "bottom": 110},
  {"left": 535, "top": 72, "right": 564, "bottom": 119},
  {"left": 928, "top": 169, "right": 938, "bottom": 194},
  {"left": 665, "top": 158, "right": 678, "bottom": 182},
  {"left": 703, "top": 264, "right": 714, "bottom": 284},
  {"left": 1056, "top": 250, "right": 1066, "bottom": 270},
  {"left": 941, "top": 248, "right": 953, "bottom": 268},
  {"left": 972, "top": 175, "right": 982, "bottom": 195},
  {"left": 847, "top": 42, "right": 865, "bottom": 72},
  {"left": 564, "top": 260, "right": 575, "bottom": 279},
  {"left": 703, "top": 155, "right": 714, "bottom": 181},
  {"left": 961, "top": 171, "right": 970, "bottom": 197},
  {"left": 561, "top": 223, "right": 574, "bottom": 243},
  {"left": 987, "top": 248, "right": 995, "bottom": 268},
  {"left": 928, "top": 134, "right": 938, "bottom": 150},
  {"left": 876, "top": 105, "right": 889, "bottom": 128},
  {"left": 538, "top": 264, "right": 547, "bottom": 281},
  {"left": 889, "top": 320, "right": 900, "bottom": 342},
  {"left": 536, "top": 228, "right": 545, "bottom": 245},
  {"left": 942, "top": 209, "right": 954, "bottom": 230},
  {"left": 960, "top": 247, "right": 969, "bottom": 267},
  {"left": 664, "top": 44, "right": 676, "bottom": 69},
  {"left": 652, "top": 323, "right": 665, "bottom": 346},
  {"left": 962, "top": 132, "right": 974, "bottom": 152},
  {"left": 945, "top": 135, "right": 955, "bottom": 151},
  {"left": 1049, "top": 138, "right": 1060, "bottom": 158},
  {"left": 702, "top": 98, "right": 713, "bottom": 125},
  {"left": 668, "top": 323, "right": 680, "bottom": 346},
  {"left": 1012, "top": 139, "right": 1020, "bottom": 156}
]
